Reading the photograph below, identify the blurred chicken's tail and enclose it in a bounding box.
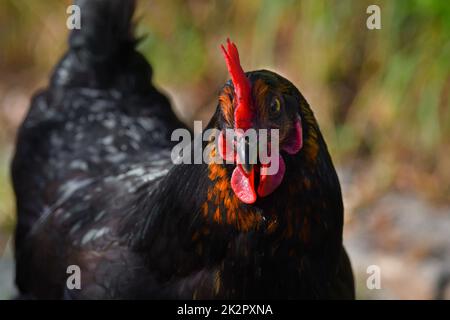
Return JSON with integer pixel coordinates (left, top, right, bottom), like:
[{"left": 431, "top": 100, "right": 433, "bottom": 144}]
[
  {"left": 68, "top": 0, "right": 136, "bottom": 60},
  {"left": 51, "top": 0, "right": 152, "bottom": 92}
]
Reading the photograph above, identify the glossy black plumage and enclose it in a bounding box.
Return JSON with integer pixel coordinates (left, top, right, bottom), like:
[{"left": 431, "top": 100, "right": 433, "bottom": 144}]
[{"left": 12, "top": 0, "right": 354, "bottom": 299}]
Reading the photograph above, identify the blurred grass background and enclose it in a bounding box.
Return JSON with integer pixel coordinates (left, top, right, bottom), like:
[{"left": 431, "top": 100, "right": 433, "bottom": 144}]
[{"left": 0, "top": 0, "right": 449, "bottom": 299}]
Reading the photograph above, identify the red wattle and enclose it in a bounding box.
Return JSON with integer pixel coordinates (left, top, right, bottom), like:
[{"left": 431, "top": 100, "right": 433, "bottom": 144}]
[
  {"left": 257, "top": 156, "right": 286, "bottom": 198},
  {"left": 231, "top": 165, "right": 256, "bottom": 204}
]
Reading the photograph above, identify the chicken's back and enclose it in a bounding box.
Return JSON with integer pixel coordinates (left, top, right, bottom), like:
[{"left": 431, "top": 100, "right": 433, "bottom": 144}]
[{"left": 12, "top": 0, "right": 183, "bottom": 296}]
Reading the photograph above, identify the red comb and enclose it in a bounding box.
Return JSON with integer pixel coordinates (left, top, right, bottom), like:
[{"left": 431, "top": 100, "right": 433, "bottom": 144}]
[{"left": 221, "top": 38, "right": 253, "bottom": 130}]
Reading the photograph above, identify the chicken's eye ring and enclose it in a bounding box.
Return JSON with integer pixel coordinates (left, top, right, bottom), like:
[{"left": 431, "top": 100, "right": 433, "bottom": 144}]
[{"left": 269, "top": 97, "right": 282, "bottom": 119}]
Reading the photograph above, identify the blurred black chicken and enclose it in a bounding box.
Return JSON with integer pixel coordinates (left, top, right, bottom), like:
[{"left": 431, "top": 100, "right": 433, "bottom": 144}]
[{"left": 12, "top": 0, "right": 354, "bottom": 299}]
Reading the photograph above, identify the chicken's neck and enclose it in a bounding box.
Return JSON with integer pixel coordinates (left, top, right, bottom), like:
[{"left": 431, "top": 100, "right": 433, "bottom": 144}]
[{"left": 133, "top": 132, "right": 344, "bottom": 297}]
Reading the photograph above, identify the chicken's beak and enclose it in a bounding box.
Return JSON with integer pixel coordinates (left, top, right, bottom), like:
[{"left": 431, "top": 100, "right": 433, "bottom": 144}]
[{"left": 237, "top": 135, "right": 257, "bottom": 175}]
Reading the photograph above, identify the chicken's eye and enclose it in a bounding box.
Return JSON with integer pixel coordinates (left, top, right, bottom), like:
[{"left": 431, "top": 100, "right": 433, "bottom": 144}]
[{"left": 269, "top": 97, "right": 281, "bottom": 119}]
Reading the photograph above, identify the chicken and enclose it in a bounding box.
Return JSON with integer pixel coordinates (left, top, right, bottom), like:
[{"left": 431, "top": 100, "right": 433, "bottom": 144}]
[{"left": 12, "top": 0, "right": 354, "bottom": 299}]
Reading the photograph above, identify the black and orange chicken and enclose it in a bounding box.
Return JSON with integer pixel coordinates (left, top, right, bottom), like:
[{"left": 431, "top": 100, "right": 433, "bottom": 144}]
[{"left": 12, "top": 0, "right": 354, "bottom": 299}]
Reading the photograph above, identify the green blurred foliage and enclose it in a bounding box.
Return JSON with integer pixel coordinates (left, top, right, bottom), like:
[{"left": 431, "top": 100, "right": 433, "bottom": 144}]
[{"left": 0, "top": 0, "right": 449, "bottom": 229}]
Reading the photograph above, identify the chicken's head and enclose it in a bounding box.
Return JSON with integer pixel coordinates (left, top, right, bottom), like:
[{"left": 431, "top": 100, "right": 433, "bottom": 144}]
[{"left": 216, "top": 39, "right": 304, "bottom": 204}]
